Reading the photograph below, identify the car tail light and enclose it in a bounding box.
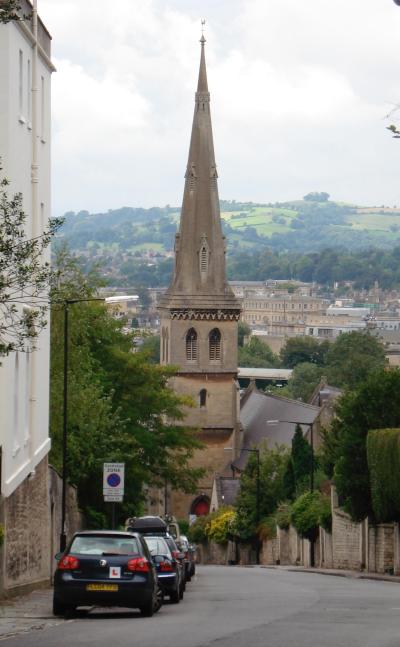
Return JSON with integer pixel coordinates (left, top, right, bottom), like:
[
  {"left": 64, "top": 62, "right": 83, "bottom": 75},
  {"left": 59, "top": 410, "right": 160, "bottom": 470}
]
[
  {"left": 184, "top": 552, "right": 189, "bottom": 560},
  {"left": 171, "top": 550, "right": 180, "bottom": 559},
  {"left": 127, "top": 557, "right": 150, "bottom": 572},
  {"left": 159, "top": 561, "right": 174, "bottom": 572},
  {"left": 58, "top": 555, "right": 80, "bottom": 570}
]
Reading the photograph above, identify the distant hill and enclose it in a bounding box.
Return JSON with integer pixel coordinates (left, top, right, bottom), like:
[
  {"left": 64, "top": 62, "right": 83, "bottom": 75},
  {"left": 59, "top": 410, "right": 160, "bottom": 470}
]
[{"left": 55, "top": 197, "right": 400, "bottom": 287}]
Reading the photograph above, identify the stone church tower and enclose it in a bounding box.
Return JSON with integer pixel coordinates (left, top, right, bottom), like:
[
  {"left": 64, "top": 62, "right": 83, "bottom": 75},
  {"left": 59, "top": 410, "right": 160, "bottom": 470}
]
[{"left": 158, "top": 37, "right": 242, "bottom": 519}]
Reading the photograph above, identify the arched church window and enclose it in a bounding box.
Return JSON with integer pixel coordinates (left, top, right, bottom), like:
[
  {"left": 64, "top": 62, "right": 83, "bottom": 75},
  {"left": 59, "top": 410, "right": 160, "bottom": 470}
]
[
  {"left": 199, "top": 388, "right": 207, "bottom": 407},
  {"left": 209, "top": 328, "right": 221, "bottom": 361},
  {"left": 186, "top": 328, "right": 198, "bottom": 361}
]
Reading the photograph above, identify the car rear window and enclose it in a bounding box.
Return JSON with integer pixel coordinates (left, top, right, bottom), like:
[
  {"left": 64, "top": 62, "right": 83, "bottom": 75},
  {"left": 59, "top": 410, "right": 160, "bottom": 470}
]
[
  {"left": 144, "top": 537, "right": 171, "bottom": 557},
  {"left": 70, "top": 535, "right": 140, "bottom": 555}
]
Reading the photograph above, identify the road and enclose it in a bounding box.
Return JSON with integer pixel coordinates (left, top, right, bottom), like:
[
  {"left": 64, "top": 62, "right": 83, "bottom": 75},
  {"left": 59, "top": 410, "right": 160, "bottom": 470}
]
[{"left": 2, "top": 566, "right": 400, "bottom": 646}]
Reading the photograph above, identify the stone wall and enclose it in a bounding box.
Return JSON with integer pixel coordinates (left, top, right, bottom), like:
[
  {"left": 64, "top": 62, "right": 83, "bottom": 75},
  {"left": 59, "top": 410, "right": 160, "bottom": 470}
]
[
  {"left": 1, "top": 456, "right": 51, "bottom": 593},
  {"left": 331, "top": 508, "right": 362, "bottom": 570},
  {"left": 0, "top": 460, "right": 83, "bottom": 597}
]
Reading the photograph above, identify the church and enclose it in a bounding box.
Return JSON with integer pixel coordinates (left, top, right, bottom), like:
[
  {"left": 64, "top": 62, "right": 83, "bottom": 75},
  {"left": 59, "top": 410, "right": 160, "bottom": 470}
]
[{"left": 158, "top": 35, "right": 242, "bottom": 519}]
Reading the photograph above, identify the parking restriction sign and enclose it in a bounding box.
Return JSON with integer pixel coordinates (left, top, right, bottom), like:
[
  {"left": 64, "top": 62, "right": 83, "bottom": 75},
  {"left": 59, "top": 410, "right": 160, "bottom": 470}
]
[{"left": 103, "top": 463, "right": 125, "bottom": 500}]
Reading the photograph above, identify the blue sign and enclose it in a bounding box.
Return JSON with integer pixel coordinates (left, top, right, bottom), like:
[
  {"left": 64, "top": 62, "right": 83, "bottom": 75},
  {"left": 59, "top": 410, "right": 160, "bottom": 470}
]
[{"left": 107, "top": 473, "right": 121, "bottom": 487}]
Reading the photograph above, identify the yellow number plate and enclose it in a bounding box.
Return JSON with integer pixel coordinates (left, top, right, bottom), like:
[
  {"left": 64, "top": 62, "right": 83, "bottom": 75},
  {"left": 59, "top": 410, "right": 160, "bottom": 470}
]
[{"left": 86, "top": 584, "right": 119, "bottom": 592}]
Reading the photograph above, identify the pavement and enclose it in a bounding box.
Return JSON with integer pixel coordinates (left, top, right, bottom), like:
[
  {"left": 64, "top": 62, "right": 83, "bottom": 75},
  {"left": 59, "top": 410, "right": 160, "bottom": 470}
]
[
  {"left": 0, "top": 588, "right": 66, "bottom": 641},
  {"left": 0, "top": 566, "right": 400, "bottom": 645}
]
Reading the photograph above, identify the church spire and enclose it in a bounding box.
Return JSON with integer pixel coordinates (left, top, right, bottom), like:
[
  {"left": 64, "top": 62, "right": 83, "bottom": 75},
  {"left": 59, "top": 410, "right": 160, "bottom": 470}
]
[{"left": 162, "top": 35, "right": 240, "bottom": 310}]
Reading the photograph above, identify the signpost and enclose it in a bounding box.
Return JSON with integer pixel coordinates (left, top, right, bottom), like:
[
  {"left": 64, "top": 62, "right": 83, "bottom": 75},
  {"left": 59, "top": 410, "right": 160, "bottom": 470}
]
[{"left": 103, "top": 463, "right": 125, "bottom": 528}]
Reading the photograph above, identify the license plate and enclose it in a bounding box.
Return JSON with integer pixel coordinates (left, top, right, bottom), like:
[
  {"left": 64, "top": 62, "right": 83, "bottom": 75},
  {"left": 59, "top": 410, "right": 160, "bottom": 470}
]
[{"left": 86, "top": 584, "right": 119, "bottom": 592}]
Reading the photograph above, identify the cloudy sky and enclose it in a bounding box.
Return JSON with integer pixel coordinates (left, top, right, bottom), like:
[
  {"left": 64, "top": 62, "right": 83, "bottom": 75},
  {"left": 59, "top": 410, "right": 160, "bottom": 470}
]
[{"left": 40, "top": 0, "right": 400, "bottom": 216}]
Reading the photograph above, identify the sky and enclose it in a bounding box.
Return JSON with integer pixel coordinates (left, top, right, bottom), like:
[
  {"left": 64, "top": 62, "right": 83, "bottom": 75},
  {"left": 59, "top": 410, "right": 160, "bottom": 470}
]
[{"left": 39, "top": 0, "right": 400, "bottom": 216}]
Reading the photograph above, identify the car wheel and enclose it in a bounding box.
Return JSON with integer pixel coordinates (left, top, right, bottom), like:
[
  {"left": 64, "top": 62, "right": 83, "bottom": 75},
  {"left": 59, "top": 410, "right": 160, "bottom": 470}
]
[
  {"left": 53, "top": 597, "right": 71, "bottom": 617},
  {"left": 140, "top": 599, "right": 155, "bottom": 617},
  {"left": 154, "top": 587, "right": 164, "bottom": 613},
  {"left": 169, "top": 589, "right": 180, "bottom": 604}
]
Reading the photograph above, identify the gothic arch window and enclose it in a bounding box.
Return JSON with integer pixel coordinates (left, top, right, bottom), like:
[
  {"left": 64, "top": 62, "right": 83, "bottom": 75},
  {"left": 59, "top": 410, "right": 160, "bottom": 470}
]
[
  {"left": 199, "top": 388, "right": 207, "bottom": 407},
  {"left": 200, "top": 245, "right": 208, "bottom": 273},
  {"left": 186, "top": 328, "right": 198, "bottom": 361},
  {"left": 209, "top": 328, "right": 221, "bottom": 361}
]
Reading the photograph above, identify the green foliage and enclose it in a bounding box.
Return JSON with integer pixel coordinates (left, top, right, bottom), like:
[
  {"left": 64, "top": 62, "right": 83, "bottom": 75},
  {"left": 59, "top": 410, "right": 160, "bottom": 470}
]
[
  {"left": 206, "top": 508, "right": 236, "bottom": 545},
  {"left": 280, "top": 337, "right": 330, "bottom": 368},
  {"left": 303, "top": 192, "right": 330, "bottom": 202},
  {"left": 139, "top": 334, "right": 160, "bottom": 363},
  {"left": 0, "top": 167, "right": 61, "bottom": 355},
  {"left": 0, "top": 523, "right": 4, "bottom": 547},
  {"left": 327, "top": 369, "right": 400, "bottom": 521},
  {"left": 275, "top": 503, "right": 291, "bottom": 530},
  {"left": 325, "top": 331, "right": 386, "bottom": 390},
  {"left": 238, "top": 337, "right": 281, "bottom": 368},
  {"left": 235, "top": 446, "right": 289, "bottom": 540},
  {"left": 367, "top": 429, "right": 400, "bottom": 523},
  {"left": 285, "top": 362, "right": 325, "bottom": 401},
  {"left": 49, "top": 249, "right": 205, "bottom": 521},
  {"left": 258, "top": 515, "right": 277, "bottom": 541},
  {"left": 0, "top": 1, "right": 29, "bottom": 23},
  {"left": 291, "top": 491, "right": 331, "bottom": 538},
  {"left": 292, "top": 424, "right": 313, "bottom": 487},
  {"left": 187, "top": 515, "right": 208, "bottom": 543},
  {"left": 177, "top": 519, "right": 190, "bottom": 535},
  {"left": 238, "top": 321, "right": 251, "bottom": 348}
]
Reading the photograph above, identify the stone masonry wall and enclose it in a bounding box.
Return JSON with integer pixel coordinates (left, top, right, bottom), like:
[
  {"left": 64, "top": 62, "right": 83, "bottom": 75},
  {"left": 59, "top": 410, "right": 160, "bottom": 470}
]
[
  {"left": 2, "top": 456, "right": 51, "bottom": 592},
  {"left": 332, "top": 508, "right": 361, "bottom": 570},
  {"left": 0, "top": 460, "right": 83, "bottom": 596}
]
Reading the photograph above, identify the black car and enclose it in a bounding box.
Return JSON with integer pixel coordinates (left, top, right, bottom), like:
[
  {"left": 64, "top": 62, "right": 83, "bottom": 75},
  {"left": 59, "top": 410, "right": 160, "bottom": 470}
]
[
  {"left": 53, "top": 530, "right": 163, "bottom": 617},
  {"left": 142, "top": 535, "right": 182, "bottom": 603}
]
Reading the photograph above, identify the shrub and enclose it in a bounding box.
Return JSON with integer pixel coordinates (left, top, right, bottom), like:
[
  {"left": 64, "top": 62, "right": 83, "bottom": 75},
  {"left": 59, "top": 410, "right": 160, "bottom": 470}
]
[
  {"left": 206, "top": 508, "right": 236, "bottom": 545},
  {"left": 291, "top": 491, "right": 332, "bottom": 539},
  {"left": 187, "top": 514, "right": 209, "bottom": 544},
  {"left": 367, "top": 428, "right": 400, "bottom": 523},
  {"left": 258, "top": 515, "right": 277, "bottom": 541},
  {"left": 275, "top": 502, "right": 291, "bottom": 530},
  {"left": 177, "top": 518, "right": 189, "bottom": 535}
]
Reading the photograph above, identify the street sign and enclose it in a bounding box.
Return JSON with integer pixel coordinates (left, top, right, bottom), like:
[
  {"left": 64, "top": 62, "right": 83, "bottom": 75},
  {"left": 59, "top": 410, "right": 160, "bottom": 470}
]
[
  {"left": 103, "top": 463, "right": 125, "bottom": 499},
  {"left": 104, "top": 495, "right": 123, "bottom": 502}
]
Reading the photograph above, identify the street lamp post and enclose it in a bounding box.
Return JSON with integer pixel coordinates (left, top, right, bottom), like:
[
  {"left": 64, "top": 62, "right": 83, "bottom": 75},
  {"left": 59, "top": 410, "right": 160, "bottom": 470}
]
[
  {"left": 59, "top": 295, "right": 134, "bottom": 552},
  {"left": 266, "top": 419, "right": 315, "bottom": 566}
]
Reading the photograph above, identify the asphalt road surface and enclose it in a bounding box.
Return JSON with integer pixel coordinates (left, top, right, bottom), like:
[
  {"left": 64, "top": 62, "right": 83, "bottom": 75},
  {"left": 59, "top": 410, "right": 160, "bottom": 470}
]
[{"left": 3, "top": 566, "right": 400, "bottom": 647}]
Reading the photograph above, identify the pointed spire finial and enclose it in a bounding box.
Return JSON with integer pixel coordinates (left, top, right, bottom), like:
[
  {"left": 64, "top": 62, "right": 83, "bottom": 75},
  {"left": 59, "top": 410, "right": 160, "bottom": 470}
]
[{"left": 200, "top": 18, "right": 206, "bottom": 43}]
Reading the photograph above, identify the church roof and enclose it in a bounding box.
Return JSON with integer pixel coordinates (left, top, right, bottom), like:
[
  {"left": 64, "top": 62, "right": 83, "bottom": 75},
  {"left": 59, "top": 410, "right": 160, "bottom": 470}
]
[
  {"left": 234, "top": 386, "right": 320, "bottom": 471},
  {"left": 160, "top": 38, "right": 240, "bottom": 312}
]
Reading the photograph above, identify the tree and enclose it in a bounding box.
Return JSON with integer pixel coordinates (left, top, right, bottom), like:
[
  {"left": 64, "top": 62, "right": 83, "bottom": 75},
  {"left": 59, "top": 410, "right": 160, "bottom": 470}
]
[
  {"left": 238, "top": 336, "right": 280, "bottom": 368},
  {"left": 235, "top": 446, "right": 289, "bottom": 540},
  {"left": 325, "top": 369, "right": 400, "bottom": 521},
  {"left": 325, "top": 331, "right": 386, "bottom": 390},
  {"left": 0, "top": 0, "right": 26, "bottom": 23},
  {"left": 283, "top": 424, "right": 313, "bottom": 499},
  {"left": 280, "top": 337, "right": 330, "bottom": 368},
  {"left": 284, "top": 362, "right": 325, "bottom": 402},
  {"left": 50, "top": 250, "right": 205, "bottom": 523},
  {"left": 303, "top": 192, "right": 330, "bottom": 202},
  {"left": 238, "top": 321, "right": 251, "bottom": 348},
  {"left": 139, "top": 334, "right": 160, "bottom": 363},
  {"left": 0, "top": 167, "right": 61, "bottom": 356}
]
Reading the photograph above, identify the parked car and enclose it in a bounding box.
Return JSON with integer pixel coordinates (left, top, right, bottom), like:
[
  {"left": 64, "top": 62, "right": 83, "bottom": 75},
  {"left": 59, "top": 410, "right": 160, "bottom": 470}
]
[
  {"left": 142, "top": 535, "right": 183, "bottom": 603},
  {"left": 177, "top": 535, "right": 195, "bottom": 581},
  {"left": 128, "top": 517, "right": 185, "bottom": 597},
  {"left": 53, "top": 530, "right": 163, "bottom": 617}
]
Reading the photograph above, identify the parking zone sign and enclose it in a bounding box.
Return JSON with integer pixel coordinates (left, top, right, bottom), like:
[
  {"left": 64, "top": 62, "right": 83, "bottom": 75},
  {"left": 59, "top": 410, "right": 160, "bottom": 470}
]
[{"left": 103, "top": 463, "right": 125, "bottom": 501}]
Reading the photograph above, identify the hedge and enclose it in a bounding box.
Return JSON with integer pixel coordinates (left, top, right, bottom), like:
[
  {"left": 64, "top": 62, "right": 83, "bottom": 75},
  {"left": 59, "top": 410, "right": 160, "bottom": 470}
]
[
  {"left": 291, "top": 491, "right": 332, "bottom": 539},
  {"left": 367, "top": 428, "right": 400, "bottom": 523}
]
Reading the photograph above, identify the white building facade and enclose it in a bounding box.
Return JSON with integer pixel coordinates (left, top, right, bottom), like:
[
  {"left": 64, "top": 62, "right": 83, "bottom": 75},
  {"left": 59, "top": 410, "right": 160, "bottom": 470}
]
[{"left": 0, "top": 1, "right": 55, "bottom": 593}]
